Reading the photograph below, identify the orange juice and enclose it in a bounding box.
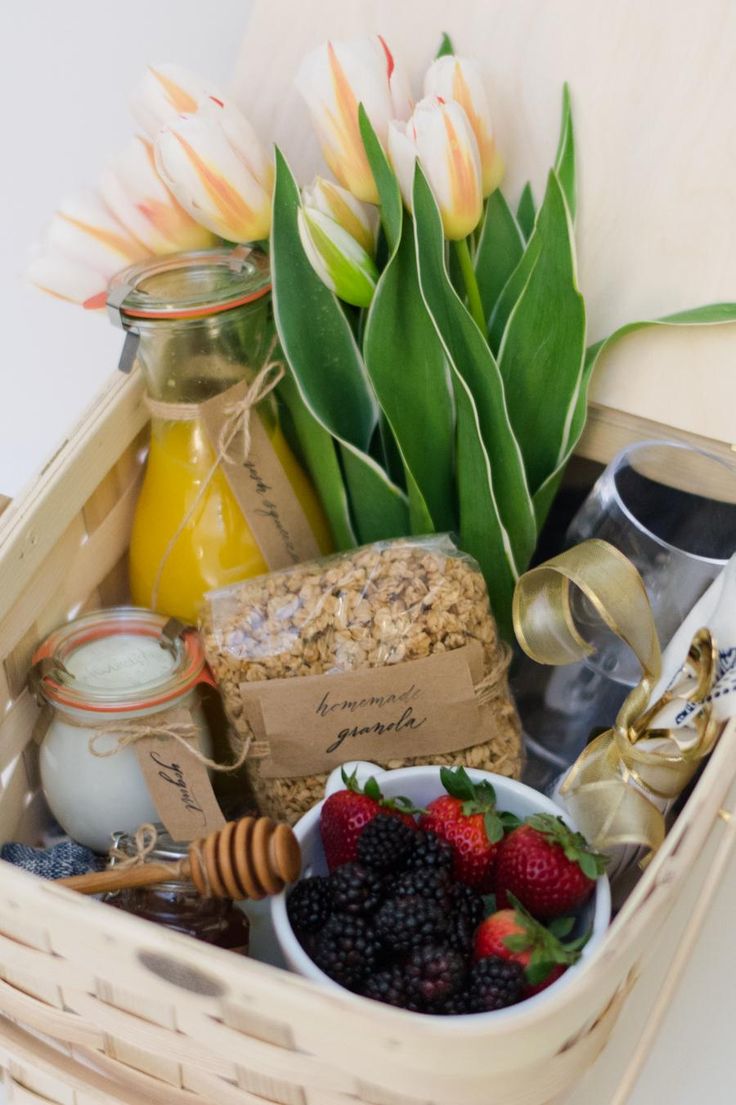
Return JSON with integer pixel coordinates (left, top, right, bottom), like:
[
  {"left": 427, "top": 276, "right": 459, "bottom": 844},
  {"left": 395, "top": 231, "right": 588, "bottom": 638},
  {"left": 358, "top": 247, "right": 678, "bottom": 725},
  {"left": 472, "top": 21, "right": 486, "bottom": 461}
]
[{"left": 129, "top": 416, "right": 332, "bottom": 625}]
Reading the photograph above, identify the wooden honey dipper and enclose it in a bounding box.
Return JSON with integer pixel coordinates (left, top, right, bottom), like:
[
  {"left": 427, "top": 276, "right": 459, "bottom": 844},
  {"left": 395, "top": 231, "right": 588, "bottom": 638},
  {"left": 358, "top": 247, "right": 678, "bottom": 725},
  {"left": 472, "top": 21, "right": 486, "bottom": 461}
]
[{"left": 59, "top": 817, "right": 301, "bottom": 901}]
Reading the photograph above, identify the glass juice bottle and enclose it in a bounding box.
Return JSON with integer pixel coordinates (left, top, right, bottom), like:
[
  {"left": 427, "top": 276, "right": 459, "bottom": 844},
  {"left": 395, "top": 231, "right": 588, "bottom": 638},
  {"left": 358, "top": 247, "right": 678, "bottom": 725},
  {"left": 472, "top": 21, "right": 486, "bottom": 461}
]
[{"left": 107, "top": 247, "right": 331, "bottom": 624}]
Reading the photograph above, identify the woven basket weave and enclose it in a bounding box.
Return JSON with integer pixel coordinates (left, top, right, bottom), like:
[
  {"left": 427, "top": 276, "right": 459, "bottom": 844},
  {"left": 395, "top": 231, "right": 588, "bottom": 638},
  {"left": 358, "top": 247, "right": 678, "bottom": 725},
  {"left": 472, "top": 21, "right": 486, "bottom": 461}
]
[{"left": 0, "top": 369, "right": 734, "bottom": 1105}]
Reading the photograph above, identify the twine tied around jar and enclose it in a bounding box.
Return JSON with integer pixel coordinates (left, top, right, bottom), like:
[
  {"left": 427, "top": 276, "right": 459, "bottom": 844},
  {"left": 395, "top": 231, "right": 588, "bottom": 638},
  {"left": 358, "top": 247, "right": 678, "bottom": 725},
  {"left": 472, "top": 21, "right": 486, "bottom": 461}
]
[
  {"left": 86, "top": 713, "right": 249, "bottom": 774},
  {"left": 107, "top": 822, "right": 211, "bottom": 895},
  {"left": 145, "top": 346, "right": 285, "bottom": 611}
]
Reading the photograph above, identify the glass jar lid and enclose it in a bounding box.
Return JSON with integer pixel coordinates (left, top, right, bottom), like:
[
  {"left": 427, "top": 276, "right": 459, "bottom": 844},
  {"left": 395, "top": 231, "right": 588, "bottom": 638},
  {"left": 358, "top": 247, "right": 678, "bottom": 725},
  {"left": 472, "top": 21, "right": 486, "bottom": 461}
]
[
  {"left": 107, "top": 245, "right": 270, "bottom": 325},
  {"left": 31, "top": 607, "right": 206, "bottom": 714}
]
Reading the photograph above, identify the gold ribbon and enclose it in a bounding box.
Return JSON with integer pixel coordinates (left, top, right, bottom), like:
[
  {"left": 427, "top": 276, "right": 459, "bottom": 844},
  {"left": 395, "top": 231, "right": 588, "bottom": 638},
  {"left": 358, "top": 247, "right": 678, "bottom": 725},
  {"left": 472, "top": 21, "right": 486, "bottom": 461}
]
[{"left": 513, "top": 539, "right": 719, "bottom": 858}]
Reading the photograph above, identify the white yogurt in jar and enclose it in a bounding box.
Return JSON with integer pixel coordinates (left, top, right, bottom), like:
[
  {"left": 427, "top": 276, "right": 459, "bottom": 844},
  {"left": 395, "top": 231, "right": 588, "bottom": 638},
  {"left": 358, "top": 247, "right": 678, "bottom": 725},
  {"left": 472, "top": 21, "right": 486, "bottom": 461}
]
[{"left": 33, "top": 609, "right": 211, "bottom": 852}]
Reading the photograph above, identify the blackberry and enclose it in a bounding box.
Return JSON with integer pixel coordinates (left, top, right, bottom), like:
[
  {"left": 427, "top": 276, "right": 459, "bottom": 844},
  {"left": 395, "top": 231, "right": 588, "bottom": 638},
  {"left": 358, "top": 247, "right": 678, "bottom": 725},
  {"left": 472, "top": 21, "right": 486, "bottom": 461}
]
[
  {"left": 451, "top": 882, "right": 485, "bottom": 927},
  {"left": 469, "top": 956, "right": 524, "bottom": 1012},
  {"left": 287, "top": 876, "right": 332, "bottom": 933},
  {"left": 389, "top": 865, "right": 452, "bottom": 906},
  {"left": 406, "top": 830, "right": 453, "bottom": 871},
  {"left": 357, "top": 815, "right": 416, "bottom": 872},
  {"left": 312, "top": 914, "right": 378, "bottom": 990},
  {"left": 441, "top": 991, "right": 475, "bottom": 1015},
  {"left": 362, "top": 964, "right": 420, "bottom": 1011},
  {"left": 446, "top": 882, "right": 485, "bottom": 952},
  {"left": 330, "top": 863, "right": 383, "bottom": 915},
  {"left": 404, "top": 944, "right": 467, "bottom": 1008},
  {"left": 375, "top": 896, "right": 448, "bottom": 954}
]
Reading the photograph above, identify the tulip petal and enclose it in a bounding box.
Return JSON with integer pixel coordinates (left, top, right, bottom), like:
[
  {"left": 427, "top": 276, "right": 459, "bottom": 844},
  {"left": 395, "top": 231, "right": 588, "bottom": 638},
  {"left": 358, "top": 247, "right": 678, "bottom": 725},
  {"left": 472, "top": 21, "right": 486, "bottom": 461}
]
[
  {"left": 131, "top": 62, "right": 220, "bottom": 137},
  {"left": 26, "top": 250, "right": 108, "bottom": 307},
  {"left": 100, "top": 136, "right": 215, "bottom": 252},
  {"left": 387, "top": 119, "right": 417, "bottom": 212},
  {"left": 412, "top": 97, "right": 483, "bottom": 239},
  {"left": 298, "top": 208, "right": 377, "bottom": 308},
  {"left": 48, "top": 192, "right": 147, "bottom": 277},
  {"left": 155, "top": 112, "right": 272, "bottom": 242},
  {"left": 425, "top": 56, "right": 503, "bottom": 196},
  {"left": 304, "top": 177, "right": 378, "bottom": 255},
  {"left": 296, "top": 35, "right": 410, "bottom": 203}
]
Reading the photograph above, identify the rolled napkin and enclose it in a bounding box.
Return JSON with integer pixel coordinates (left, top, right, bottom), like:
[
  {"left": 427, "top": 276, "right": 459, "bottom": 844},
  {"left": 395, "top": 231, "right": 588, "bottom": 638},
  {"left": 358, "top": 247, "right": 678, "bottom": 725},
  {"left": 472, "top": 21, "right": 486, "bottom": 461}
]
[
  {"left": 513, "top": 539, "right": 731, "bottom": 878},
  {"left": 1, "top": 839, "right": 104, "bottom": 879}
]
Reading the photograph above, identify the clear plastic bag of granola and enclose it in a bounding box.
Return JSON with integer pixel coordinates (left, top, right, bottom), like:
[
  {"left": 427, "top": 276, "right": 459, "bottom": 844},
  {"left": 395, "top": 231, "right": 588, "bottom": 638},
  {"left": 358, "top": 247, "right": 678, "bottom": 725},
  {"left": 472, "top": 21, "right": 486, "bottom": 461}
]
[{"left": 201, "top": 535, "right": 521, "bottom": 822}]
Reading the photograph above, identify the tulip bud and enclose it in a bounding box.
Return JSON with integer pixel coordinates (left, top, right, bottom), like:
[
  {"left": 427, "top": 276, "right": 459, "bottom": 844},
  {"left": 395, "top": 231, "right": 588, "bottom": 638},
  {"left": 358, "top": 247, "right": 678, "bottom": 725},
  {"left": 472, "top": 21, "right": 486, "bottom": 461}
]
[
  {"left": 303, "top": 177, "right": 378, "bottom": 257},
  {"left": 99, "top": 137, "right": 216, "bottom": 253},
  {"left": 27, "top": 191, "right": 148, "bottom": 308},
  {"left": 388, "top": 96, "right": 483, "bottom": 240},
  {"left": 297, "top": 207, "right": 378, "bottom": 308},
  {"left": 131, "top": 62, "right": 221, "bottom": 138},
  {"left": 296, "top": 35, "right": 412, "bottom": 204},
  {"left": 424, "top": 56, "right": 504, "bottom": 196},
  {"left": 154, "top": 98, "right": 273, "bottom": 243}
]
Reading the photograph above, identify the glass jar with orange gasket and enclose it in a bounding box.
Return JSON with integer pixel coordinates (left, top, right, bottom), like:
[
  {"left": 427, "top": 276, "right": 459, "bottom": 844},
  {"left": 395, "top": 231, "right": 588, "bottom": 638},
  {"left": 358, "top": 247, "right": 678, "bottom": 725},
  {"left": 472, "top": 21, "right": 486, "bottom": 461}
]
[
  {"left": 32, "top": 608, "right": 214, "bottom": 852},
  {"left": 107, "top": 247, "right": 332, "bottom": 625}
]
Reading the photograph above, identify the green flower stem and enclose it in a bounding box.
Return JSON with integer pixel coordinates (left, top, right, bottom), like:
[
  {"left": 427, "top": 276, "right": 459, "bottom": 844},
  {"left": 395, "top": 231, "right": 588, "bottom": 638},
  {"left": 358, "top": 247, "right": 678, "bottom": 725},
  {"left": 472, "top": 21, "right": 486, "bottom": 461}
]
[{"left": 453, "top": 236, "right": 486, "bottom": 332}]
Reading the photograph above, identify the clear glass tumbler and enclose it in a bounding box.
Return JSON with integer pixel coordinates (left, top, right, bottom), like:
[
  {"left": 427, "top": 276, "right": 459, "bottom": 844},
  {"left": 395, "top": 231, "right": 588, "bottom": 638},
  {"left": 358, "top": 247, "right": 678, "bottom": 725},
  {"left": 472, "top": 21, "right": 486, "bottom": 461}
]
[{"left": 517, "top": 439, "right": 736, "bottom": 790}]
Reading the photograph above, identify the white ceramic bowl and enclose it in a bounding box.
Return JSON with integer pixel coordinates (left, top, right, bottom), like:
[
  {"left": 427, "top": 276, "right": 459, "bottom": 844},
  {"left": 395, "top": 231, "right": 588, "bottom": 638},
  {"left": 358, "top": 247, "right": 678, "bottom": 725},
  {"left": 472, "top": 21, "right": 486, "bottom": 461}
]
[{"left": 271, "top": 762, "right": 611, "bottom": 1022}]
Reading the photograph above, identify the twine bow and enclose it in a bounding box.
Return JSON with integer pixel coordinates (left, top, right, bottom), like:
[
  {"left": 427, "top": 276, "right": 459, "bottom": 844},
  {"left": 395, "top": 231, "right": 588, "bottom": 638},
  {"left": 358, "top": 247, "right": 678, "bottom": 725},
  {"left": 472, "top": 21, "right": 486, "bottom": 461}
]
[
  {"left": 146, "top": 346, "right": 285, "bottom": 610},
  {"left": 87, "top": 712, "right": 248, "bottom": 773},
  {"left": 513, "top": 539, "right": 719, "bottom": 858},
  {"left": 106, "top": 822, "right": 210, "bottom": 894}
]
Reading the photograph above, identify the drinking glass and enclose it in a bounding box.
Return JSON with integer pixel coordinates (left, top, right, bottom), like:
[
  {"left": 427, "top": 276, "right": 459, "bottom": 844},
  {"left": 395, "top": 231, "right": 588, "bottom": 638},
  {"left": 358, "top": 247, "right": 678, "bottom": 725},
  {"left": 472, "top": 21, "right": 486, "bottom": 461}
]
[{"left": 516, "top": 439, "right": 736, "bottom": 790}]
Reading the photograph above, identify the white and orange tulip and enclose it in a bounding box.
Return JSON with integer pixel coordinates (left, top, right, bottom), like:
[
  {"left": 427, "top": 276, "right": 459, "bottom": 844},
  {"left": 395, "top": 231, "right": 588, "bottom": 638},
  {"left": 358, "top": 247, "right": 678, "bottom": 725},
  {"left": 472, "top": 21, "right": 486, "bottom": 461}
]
[
  {"left": 27, "top": 192, "right": 148, "bottom": 308},
  {"left": 130, "top": 62, "right": 221, "bottom": 138},
  {"left": 424, "top": 56, "right": 504, "bottom": 196},
  {"left": 100, "top": 136, "right": 216, "bottom": 254},
  {"left": 302, "top": 176, "right": 378, "bottom": 257},
  {"left": 388, "top": 96, "right": 483, "bottom": 240},
  {"left": 295, "top": 35, "right": 412, "bottom": 204},
  {"left": 297, "top": 205, "right": 378, "bottom": 309},
  {"left": 154, "top": 98, "right": 273, "bottom": 243}
]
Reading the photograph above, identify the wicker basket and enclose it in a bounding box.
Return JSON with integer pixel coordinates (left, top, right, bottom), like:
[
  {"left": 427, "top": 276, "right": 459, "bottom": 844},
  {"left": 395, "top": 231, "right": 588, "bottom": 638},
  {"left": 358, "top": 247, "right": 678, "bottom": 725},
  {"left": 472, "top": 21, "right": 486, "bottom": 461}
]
[{"left": 0, "top": 368, "right": 734, "bottom": 1105}]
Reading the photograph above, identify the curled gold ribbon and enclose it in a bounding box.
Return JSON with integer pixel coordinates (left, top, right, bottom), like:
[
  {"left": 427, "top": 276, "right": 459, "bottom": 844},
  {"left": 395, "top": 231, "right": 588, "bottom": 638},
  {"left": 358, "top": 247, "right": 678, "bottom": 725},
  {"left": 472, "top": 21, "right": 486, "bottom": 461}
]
[{"left": 513, "top": 539, "right": 719, "bottom": 858}]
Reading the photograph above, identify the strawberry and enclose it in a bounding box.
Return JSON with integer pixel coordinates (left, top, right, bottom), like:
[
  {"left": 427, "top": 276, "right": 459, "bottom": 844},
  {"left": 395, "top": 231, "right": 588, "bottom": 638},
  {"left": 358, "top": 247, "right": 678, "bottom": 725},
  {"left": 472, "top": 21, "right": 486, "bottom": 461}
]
[
  {"left": 495, "top": 814, "right": 607, "bottom": 919},
  {"left": 418, "top": 767, "right": 519, "bottom": 892},
  {"left": 319, "top": 768, "right": 418, "bottom": 872},
  {"left": 474, "top": 896, "right": 588, "bottom": 996}
]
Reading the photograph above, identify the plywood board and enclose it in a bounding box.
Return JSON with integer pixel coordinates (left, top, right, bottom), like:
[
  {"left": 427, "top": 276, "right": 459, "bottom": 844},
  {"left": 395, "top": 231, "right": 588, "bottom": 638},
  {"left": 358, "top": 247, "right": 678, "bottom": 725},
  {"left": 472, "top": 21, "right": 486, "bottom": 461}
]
[{"left": 232, "top": 0, "right": 736, "bottom": 460}]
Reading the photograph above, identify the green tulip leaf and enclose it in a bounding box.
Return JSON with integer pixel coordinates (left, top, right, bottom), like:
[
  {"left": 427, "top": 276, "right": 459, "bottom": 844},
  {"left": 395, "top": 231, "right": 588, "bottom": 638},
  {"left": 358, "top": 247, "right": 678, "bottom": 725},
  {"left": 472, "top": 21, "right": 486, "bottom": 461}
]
[
  {"left": 497, "top": 170, "right": 586, "bottom": 497},
  {"left": 532, "top": 301, "right": 736, "bottom": 529},
  {"left": 411, "top": 165, "right": 537, "bottom": 630},
  {"left": 364, "top": 216, "right": 456, "bottom": 533},
  {"left": 554, "top": 83, "right": 576, "bottom": 219},
  {"left": 475, "top": 189, "right": 525, "bottom": 325},
  {"left": 272, "top": 148, "right": 408, "bottom": 541},
  {"left": 339, "top": 443, "right": 411, "bottom": 542},
  {"left": 516, "top": 182, "right": 536, "bottom": 240},
  {"left": 436, "top": 32, "right": 455, "bottom": 57},
  {"left": 277, "top": 374, "right": 356, "bottom": 549},
  {"left": 359, "top": 105, "right": 402, "bottom": 254},
  {"left": 487, "top": 212, "right": 543, "bottom": 354}
]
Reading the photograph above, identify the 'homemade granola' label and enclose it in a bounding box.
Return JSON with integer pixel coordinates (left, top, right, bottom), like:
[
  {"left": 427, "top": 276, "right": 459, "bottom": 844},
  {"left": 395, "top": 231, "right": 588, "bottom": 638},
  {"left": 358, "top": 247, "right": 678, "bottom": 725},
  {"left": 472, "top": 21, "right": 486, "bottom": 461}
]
[{"left": 238, "top": 643, "right": 487, "bottom": 778}]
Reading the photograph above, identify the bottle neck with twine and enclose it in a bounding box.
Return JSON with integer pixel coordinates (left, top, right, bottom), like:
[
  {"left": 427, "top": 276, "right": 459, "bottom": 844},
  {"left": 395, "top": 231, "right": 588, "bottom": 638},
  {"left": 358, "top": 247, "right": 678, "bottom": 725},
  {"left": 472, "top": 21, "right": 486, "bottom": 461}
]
[{"left": 145, "top": 342, "right": 285, "bottom": 612}]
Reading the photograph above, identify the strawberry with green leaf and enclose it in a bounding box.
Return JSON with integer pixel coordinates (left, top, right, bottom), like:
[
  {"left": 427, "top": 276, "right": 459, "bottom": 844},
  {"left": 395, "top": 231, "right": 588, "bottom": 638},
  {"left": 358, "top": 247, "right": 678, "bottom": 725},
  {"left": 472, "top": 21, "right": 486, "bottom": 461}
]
[
  {"left": 495, "top": 814, "right": 607, "bottom": 919},
  {"left": 474, "top": 895, "right": 588, "bottom": 995},
  {"left": 418, "top": 767, "right": 519, "bottom": 891},
  {"left": 319, "top": 768, "right": 420, "bottom": 872}
]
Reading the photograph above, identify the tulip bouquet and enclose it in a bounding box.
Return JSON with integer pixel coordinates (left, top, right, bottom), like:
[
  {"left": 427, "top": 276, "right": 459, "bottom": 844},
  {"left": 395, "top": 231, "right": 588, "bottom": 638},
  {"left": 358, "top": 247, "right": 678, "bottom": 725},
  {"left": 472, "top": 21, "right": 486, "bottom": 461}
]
[
  {"left": 29, "top": 33, "right": 736, "bottom": 635},
  {"left": 270, "top": 34, "right": 736, "bottom": 635}
]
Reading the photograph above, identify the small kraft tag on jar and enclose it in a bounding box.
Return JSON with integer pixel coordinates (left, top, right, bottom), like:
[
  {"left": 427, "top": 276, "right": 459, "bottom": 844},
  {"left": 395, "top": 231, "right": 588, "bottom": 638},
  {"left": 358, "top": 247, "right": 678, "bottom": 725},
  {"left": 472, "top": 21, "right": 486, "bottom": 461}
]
[
  {"left": 132, "top": 707, "right": 226, "bottom": 841},
  {"left": 239, "top": 644, "right": 487, "bottom": 779},
  {"left": 199, "top": 380, "right": 321, "bottom": 571}
]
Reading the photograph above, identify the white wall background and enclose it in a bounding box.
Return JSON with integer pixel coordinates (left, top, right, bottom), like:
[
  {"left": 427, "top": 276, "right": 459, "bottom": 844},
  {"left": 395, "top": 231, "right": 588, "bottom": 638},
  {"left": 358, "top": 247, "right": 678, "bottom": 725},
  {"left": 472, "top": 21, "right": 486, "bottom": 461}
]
[{"left": 0, "top": 0, "right": 254, "bottom": 497}]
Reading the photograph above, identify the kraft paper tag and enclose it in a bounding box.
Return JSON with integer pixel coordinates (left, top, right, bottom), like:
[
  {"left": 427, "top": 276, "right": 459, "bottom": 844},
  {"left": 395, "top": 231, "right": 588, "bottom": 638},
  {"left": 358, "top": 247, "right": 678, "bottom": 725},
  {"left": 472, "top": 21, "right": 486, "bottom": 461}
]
[
  {"left": 132, "top": 707, "right": 226, "bottom": 842},
  {"left": 199, "top": 380, "right": 321, "bottom": 570},
  {"left": 239, "top": 644, "right": 487, "bottom": 779}
]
